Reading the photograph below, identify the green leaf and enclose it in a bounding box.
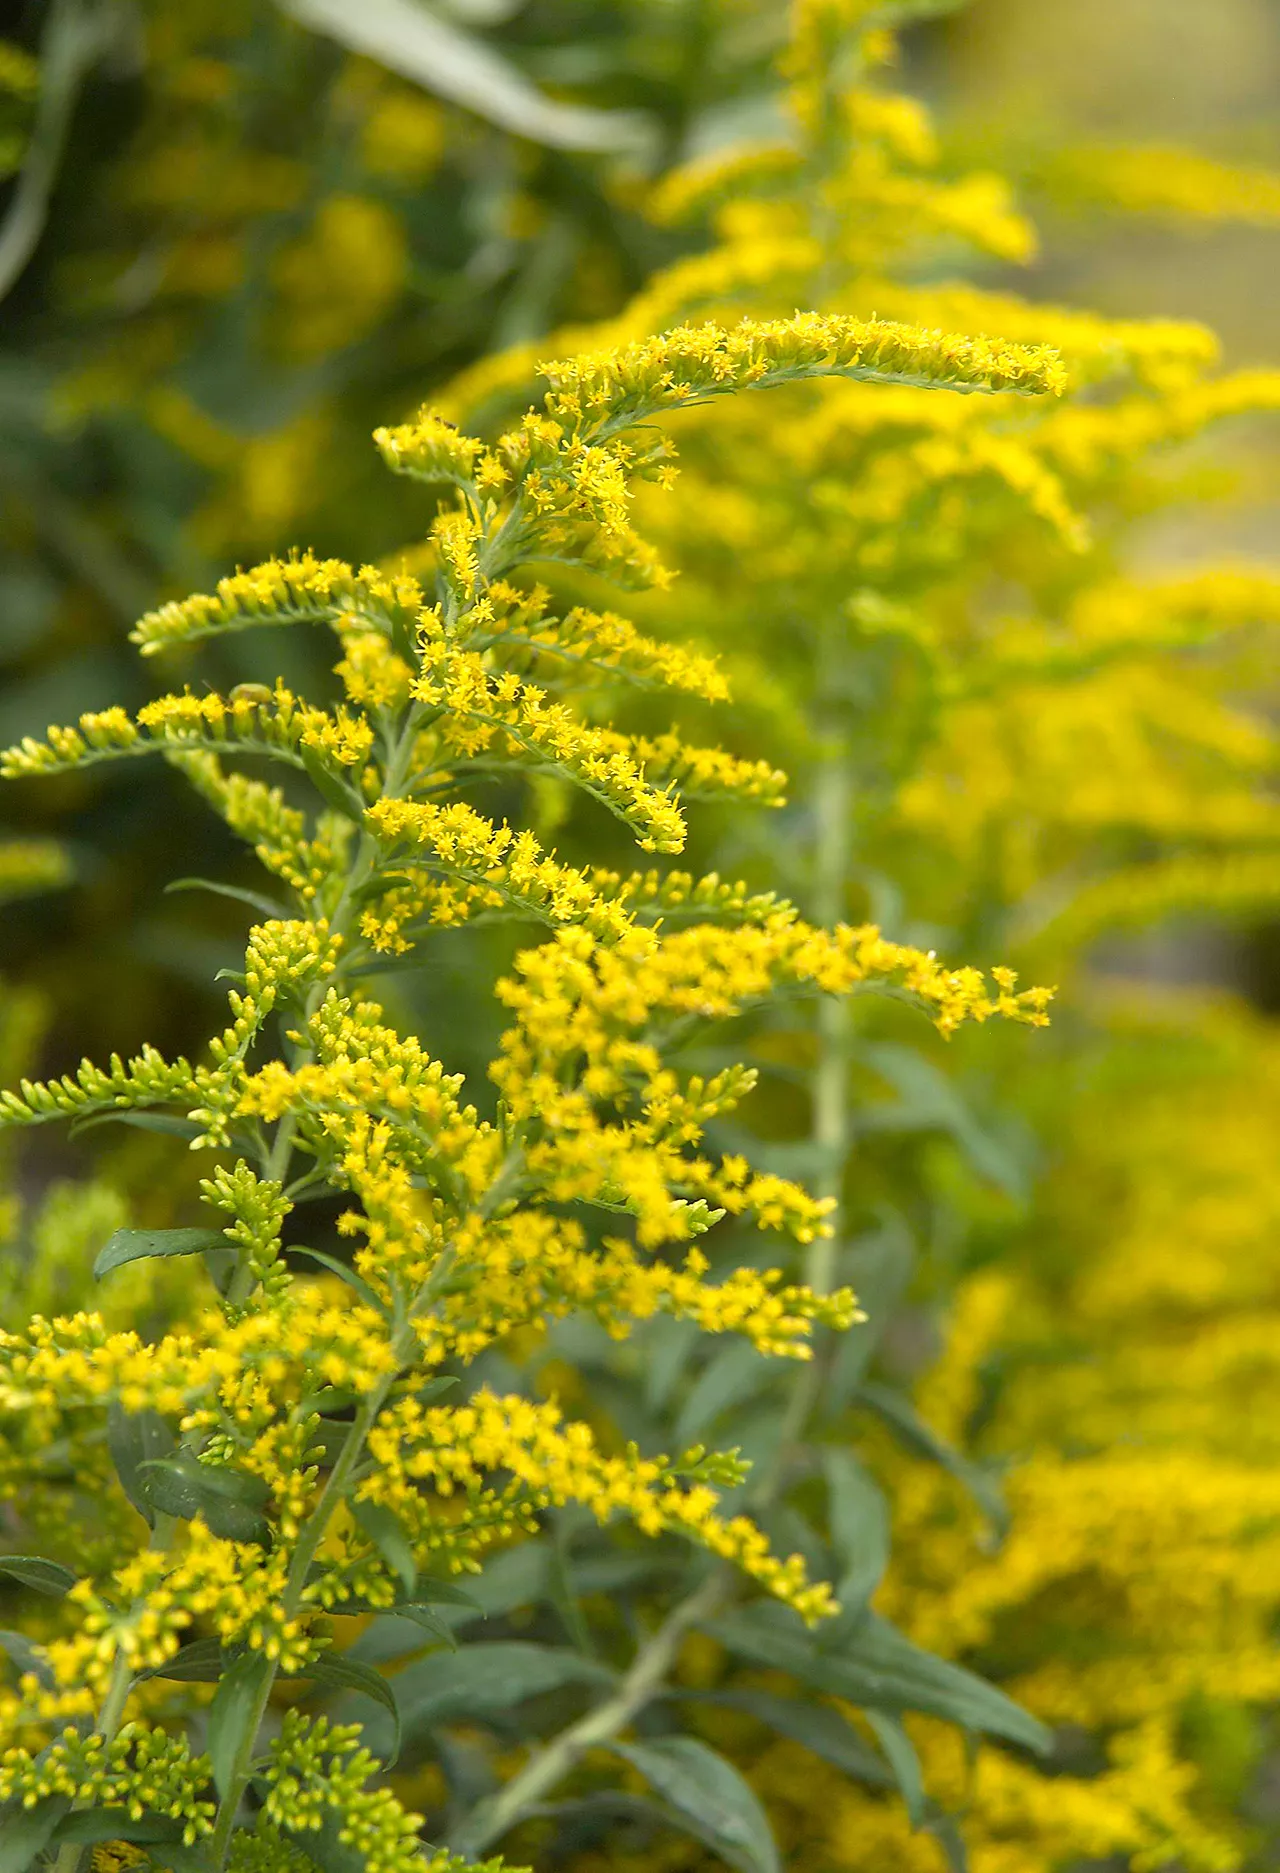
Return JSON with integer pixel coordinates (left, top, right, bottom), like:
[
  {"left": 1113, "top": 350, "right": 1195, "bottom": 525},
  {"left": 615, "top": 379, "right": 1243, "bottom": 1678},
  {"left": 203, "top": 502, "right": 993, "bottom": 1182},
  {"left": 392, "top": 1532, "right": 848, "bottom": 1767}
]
[
  {"left": 108, "top": 1402, "right": 178, "bottom": 1525},
  {"left": 857, "top": 1041, "right": 1027, "bottom": 1197},
  {"left": 390, "top": 1603, "right": 458, "bottom": 1649},
  {"left": 147, "top": 1850, "right": 215, "bottom": 1873},
  {"left": 277, "top": 0, "right": 649, "bottom": 153},
  {"left": 0, "top": 1795, "right": 69, "bottom": 1872},
  {"left": 675, "top": 1339, "right": 773, "bottom": 1447},
  {"left": 351, "top": 1498, "right": 417, "bottom": 1595},
  {"left": 138, "top": 1638, "right": 226, "bottom": 1683},
  {"left": 207, "top": 1653, "right": 271, "bottom": 1800},
  {"left": 299, "top": 1654, "right": 402, "bottom": 1764},
  {"left": 823, "top": 1449, "right": 890, "bottom": 1611},
  {"left": 94, "top": 1225, "right": 226, "bottom": 1281},
  {"left": 50, "top": 1809, "right": 187, "bottom": 1845},
  {"left": 689, "top": 1689, "right": 890, "bottom": 1786},
  {"left": 865, "top": 1711, "right": 926, "bottom": 1826},
  {"left": 138, "top": 1454, "right": 272, "bottom": 1545},
  {"left": 299, "top": 743, "right": 365, "bottom": 822},
  {"left": 406, "top": 1577, "right": 482, "bottom": 1610},
  {"left": 363, "top": 1642, "right": 613, "bottom": 1758},
  {"left": 709, "top": 1605, "right": 1051, "bottom": 1754},
  {"left": 826, "top": 1213, "right": 916, "bottom": 1407},
  {"left": 0, "top": 1555, "right": 77, "bottom": 1596},
  {"left": 612, "top": 1736, "right": 780, "bottom": 1873},
  {"left": 69, "top": 1110, "right": 204, "bottom": 1142},
  {"left": 291, "top": 1245, "right": 385, "bottom": 1314},
  {"left": 0, "top": 1627, "right": 54, "bottom": 1689},
  {"left": 856, "top": 1382, "right": 1007, "bottom": 1532},
  {"left": 166, "top": 876, "right": 292, "bottom": 919}
]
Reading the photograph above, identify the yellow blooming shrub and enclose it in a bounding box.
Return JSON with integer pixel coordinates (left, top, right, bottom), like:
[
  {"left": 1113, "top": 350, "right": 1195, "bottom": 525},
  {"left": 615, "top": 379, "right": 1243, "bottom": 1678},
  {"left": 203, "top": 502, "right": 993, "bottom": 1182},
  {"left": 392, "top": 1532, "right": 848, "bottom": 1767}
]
[
  {"left": 0, "top": 298, "right": 1057, "bottom": 1872},
  {"left": 433, "top": 0, "right": 1280, "bottom": 1867}
]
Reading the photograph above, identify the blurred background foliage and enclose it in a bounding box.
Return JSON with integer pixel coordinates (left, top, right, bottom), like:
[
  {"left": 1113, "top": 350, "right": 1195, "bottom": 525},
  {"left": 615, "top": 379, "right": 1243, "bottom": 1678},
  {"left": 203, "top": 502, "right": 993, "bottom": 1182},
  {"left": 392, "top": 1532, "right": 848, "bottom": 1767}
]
[{"left": 3, "top": 0, "right": 1280, "bottom": 1869}]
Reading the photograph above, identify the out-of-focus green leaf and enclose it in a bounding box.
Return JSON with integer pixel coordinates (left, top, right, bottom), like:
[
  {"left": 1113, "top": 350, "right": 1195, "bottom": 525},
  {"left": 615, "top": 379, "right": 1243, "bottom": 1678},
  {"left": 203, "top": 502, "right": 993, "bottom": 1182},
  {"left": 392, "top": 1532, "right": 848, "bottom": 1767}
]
[
  {"left": 361, "top": 1642, "right": 614, "bottom": 1758},
  {"left": 710, "top": 1604, "right": 1051, "bottom": 1754},
  {"left": 688, "top": 1688, "right": 891, "bottom": 1786},
  {"left": 0, "top": 1556, "right": 77, "bottom": 1597},
  {"left": 612, "top": 1736, "right": 780, "bottom": 1873},
  {"left": 278, "top": 0, "right": 651, "bottom": 152},
  {"left": 856, "top": 1382, "right": 1007, "bottom": 1533},
  {"left": 823, "top": 1448, "right": 891, "bottom": 1611},
  {"left": 865, "top": 1710, "right": 926, "bottom": 1826}
]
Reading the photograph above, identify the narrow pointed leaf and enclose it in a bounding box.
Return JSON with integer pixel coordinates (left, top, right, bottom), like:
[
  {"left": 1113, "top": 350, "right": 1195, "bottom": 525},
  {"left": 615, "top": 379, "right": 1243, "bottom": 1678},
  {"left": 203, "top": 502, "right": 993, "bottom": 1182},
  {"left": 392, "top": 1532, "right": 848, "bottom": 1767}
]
[
  {"left": 351, "top": 1498, "right": 416, "bottom": 1595},
  {"left": 390, "top": 1604, "right": 458, "bottom": 1648},
  {"left": 108, "top": 1403, "right": 177, "bottom": 1525},
  {"left": 207, "top": 1654, "right": 272, "bottom": 1800},
  {"left": 0, "top": 1795, "right": 69, "bottom": 1872},
  {"left": 138, "top": 1638, "right": 226, "bottom": 1683},
  {"left": 299, "top": 743, "right": 365, "bottom": 821},
  {"left": 865, "top": 1710, "right": 926, "bottom": 1825},
  {"left": 298, "top": 1653, "right": 401, "bottom": 1763},
  {"left": 291, "top": 1245, "right": 385, "bottom": 1313},
  {"left": 69, "top": 1110, "right": 204, "bottom": 1142},
  {"left": 823, "top": 1449, "right": 890, "bottom": 1610},
  {"left": 612, "top": 1736, "right": 780, "bottom": 1873},
  {"left": 50, "top": 1810, "right": 187, "bottom": 1845},
  {"left": 710, "top": 1604, "right": 1051, "bottom": 1754},
  {"left": 0, "top": 1556, "right": 77, "bottom": 1597},
  {"left": 362, "top": 1642, "right": 613, "bottom": 1758},
  {"left": 0, "top": 1628, "right": 54, "bottom": 1689},
  {"left": 278, "top": 0, "right": 649, "bottom": 153},
  {"left": 856, "top": 1382, "right": 1006, "bottom": 1531},
  {"left": 94, "top": 1225, "right": 226, "bottom": 1281},
  {"left": 166, "top": 877, "right": 292, "bottom": 919},
  {"left": 689, "top": 1689, "right": 890, "bottom": 1786}
]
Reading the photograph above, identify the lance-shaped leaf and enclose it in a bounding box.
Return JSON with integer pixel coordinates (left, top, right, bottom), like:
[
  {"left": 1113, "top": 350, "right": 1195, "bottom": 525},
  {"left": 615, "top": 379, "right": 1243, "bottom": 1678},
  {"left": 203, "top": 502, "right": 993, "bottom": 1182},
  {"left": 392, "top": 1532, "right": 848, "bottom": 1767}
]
[
  {"left": 94, "top": 1225, "right": 227, "bottom": 1281},
  {"left": 300, "top": 1654, "right": 402, "bottom": 1764},
  {"left": 687, "top": 1689, "right": 890, "bottom": 1787},
  {"left": 277, "top": 0, "right": 649, "bottom": 152},
  {"left": 0, "top": 1556, "right": 78, "bottom": 1597},
  {"left": 612, "top": 1736, "right": 780, "bottom": 1873},
  {"left": 358, "top": 1642, "right": 613, "bottom": 1759},
  {"left": 109, "top": 1402, "right": 178, "bottom": 1525},
  {"left": 351, "top": 1498, "right": 417, "bottom": 1595},
  {"left": 710, "top": 1603, "right": 1051, "bottom": 1754},
  {"left": 856, "top": 1381, "right": 1007, "bottom": 1532},
  {"left": 139, "top": 1454, "right": 272, "bottom": 1545},
  {"left": 0, "top": 1796, "right": 70, "bottom": 1873},
  {"left": 823, "top": 1449, "right": 890, "bottom": 1613},
  {"left": 207, "top": 1653, "right": 272, "bottom": 1801}
]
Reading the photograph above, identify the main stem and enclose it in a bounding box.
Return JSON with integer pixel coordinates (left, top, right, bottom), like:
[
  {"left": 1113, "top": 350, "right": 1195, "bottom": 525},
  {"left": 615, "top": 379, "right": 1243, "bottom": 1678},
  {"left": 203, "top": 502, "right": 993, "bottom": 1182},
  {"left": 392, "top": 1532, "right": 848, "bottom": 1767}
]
[{"left": 452, "top": 1572, "right": 727, "bottom": 1859}]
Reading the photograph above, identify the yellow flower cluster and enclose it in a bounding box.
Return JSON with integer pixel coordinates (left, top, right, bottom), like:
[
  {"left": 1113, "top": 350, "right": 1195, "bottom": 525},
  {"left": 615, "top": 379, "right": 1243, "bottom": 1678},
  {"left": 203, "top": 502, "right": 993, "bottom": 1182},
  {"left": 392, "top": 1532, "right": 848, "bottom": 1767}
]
[
  {"left": 361, "top": 1388, "right": 837, "bottom": 1624},
  {"left": 1, "top": 684, "right": 373, "bottom": 783},
  {"left": 0, "top": 55, "right": 1061, "bottom": 1854}
]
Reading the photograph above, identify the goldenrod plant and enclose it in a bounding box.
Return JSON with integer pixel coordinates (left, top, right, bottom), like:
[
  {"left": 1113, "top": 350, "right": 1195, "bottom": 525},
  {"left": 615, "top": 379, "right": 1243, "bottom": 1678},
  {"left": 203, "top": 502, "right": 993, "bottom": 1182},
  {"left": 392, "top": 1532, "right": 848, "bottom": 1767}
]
[
  {"left": 438, "top": 0, "right": 1280, "bottom": 1865},
  {"left": 0, "top": 310, "right": 1058, "bottom": 1872}
]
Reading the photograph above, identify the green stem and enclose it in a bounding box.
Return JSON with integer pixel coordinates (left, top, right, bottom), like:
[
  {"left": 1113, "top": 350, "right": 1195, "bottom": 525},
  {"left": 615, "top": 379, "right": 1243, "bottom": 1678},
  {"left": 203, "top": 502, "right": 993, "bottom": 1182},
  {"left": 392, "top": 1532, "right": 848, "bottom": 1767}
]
[
  {"left": 808, "top": 737, "right": 853, "bottom": 1295},
  {"left": 451, "top": 1571, "right": 728, "bottom": 1859},
  {"left": 209, "top": 707, "right": 437, "bottom": 1862},
  {"left": 207, "top": 1378, "right": 395, "bottom": 1864},
  {"left": 52, "top": 1647, "right": 135, "bottom": 1873}
]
